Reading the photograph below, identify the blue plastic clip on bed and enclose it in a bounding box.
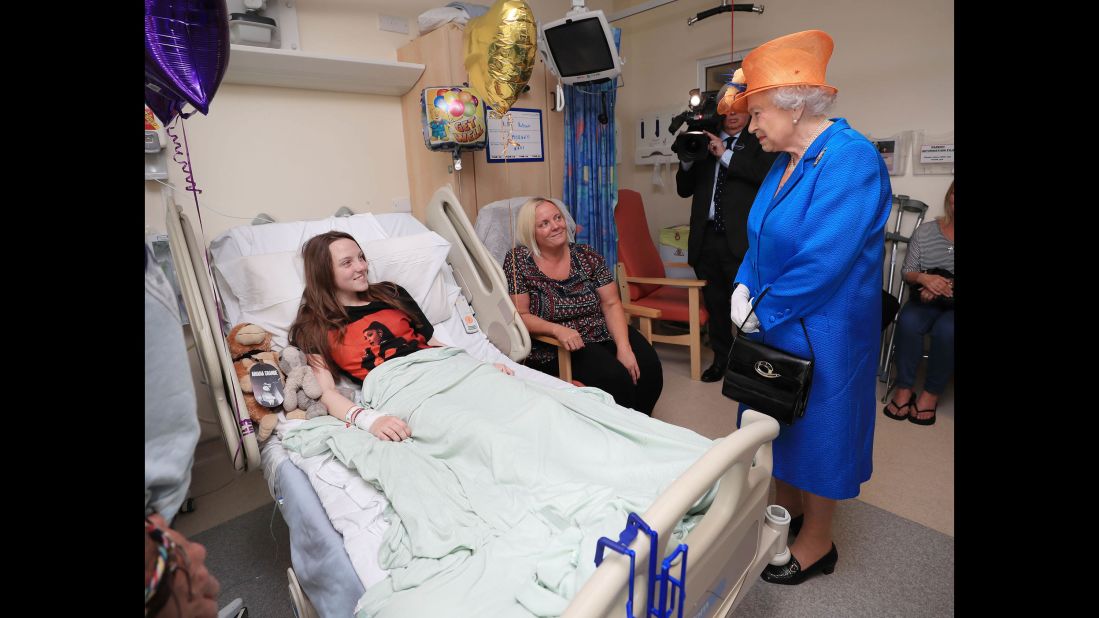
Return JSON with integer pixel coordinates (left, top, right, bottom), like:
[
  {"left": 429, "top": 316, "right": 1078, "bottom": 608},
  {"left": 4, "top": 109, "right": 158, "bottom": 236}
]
[
  {"left": 656, "top": 544, "right": 688, "bottom": 618},
  {"left": 594, "top": 513, "right": 689, "bottom": 618}
]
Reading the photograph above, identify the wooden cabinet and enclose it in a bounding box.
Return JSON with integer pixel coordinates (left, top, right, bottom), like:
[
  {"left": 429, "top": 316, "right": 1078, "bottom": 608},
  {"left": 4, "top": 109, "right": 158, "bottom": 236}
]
[{"left": 398, "top": 24, "right": 564, "bottom": 224}]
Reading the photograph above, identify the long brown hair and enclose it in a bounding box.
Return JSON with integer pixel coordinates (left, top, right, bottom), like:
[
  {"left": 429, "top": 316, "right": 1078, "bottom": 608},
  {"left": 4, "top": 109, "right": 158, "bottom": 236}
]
[{"left": 288, "top": 231, "right": 424, "bottom": 369}]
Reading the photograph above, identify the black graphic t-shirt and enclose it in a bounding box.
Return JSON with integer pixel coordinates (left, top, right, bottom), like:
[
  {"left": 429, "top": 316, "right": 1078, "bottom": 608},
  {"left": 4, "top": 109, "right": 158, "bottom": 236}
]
[{"left": 328, "top": 285, "right": 435, "bottom": 381}]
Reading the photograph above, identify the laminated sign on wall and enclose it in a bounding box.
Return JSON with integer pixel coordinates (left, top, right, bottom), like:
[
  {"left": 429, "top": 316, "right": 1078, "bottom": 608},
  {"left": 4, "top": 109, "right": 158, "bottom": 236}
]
[
  {"left": 486, "top": 107, "right": 544, "bottom": 163},
  {"left": 911, "top": 130, "right": 954, "bottom": 176}
]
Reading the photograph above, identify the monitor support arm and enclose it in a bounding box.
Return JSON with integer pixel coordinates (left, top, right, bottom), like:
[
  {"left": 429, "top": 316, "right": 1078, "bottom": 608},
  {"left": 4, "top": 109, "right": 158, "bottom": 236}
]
[{"left": 688, "top": 3, "right": 764, "bottom": 26}]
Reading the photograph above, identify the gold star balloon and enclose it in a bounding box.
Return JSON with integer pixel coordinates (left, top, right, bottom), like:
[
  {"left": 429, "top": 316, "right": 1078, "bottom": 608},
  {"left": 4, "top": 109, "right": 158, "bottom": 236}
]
[{"left": 464, "top": 0, "right": 537, "bottom": 116}]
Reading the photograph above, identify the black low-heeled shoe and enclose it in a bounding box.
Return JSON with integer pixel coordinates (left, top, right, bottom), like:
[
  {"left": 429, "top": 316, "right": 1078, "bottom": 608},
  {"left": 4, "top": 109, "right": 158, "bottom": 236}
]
[
  {"left": 700, "top": 362, "right": 726, "bottom": 383},
  {"left": 760, "top": 543, "right": 838, "bottom": 585}
]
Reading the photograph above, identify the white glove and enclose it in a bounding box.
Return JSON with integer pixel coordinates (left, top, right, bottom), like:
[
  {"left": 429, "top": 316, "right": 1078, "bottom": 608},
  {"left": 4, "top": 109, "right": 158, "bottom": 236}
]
[{"left": 729, "top": 284, "right": 761, "bottom": 333}]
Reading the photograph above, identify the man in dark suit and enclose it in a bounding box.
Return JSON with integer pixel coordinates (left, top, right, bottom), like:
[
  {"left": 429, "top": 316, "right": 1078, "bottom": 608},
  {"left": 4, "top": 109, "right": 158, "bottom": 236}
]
[{"left": 676, "top": 94, "right": 777, "bottom": 382}]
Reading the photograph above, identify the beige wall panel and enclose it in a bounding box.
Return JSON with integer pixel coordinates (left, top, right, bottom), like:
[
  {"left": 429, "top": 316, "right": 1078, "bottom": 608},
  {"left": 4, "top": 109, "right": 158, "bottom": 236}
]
[{"left": 398, "top": 24, "right": 478, "bottom": 223}]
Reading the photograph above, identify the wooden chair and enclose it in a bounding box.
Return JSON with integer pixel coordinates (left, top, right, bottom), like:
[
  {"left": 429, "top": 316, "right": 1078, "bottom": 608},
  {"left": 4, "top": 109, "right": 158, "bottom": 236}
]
[
  {"left": 615, "top": 189, "right": 709, "bottom": 380},
  {"left": 533, "top": 303, "right": 660, "bottom": 384}
]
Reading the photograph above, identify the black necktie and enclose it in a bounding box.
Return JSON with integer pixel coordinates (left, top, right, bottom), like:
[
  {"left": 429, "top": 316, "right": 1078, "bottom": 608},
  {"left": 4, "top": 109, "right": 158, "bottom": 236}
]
[{"left": 712, "top": 136, "right": 734, "bottom": 232}]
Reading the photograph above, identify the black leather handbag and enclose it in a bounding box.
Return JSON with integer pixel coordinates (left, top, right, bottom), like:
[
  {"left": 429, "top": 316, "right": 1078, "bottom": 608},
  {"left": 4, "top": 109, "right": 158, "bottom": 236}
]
[{"left": 721, "top": 289, "right": 815, "bottom": 426}]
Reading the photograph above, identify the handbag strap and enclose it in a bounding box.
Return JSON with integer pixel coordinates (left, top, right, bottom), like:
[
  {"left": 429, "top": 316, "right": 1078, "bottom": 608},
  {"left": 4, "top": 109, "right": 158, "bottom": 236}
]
[{"left": 733, "top": 287, "right": 816, "bottom": 361}]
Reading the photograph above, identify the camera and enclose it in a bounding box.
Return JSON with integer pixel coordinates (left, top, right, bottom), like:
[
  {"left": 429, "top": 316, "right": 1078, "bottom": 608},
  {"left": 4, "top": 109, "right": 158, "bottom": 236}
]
[{"left": 669, "top": 89, "right": 723, "bottom": 163}]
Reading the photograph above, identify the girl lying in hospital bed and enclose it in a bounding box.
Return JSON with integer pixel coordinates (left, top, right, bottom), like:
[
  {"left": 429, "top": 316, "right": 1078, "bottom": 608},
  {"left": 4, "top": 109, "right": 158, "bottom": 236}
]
[
  {"left": 281, "top": 231, "right": 719, "bottom": 616},
  {"left": 289, "top": 231, "right": 515, "bottom": 441}
]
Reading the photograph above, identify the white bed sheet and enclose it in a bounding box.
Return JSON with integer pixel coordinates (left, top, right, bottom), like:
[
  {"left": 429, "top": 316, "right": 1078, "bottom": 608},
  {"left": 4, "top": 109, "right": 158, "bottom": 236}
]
[{"left": 284, "top": 426, "right": 391, "bottom": 588}]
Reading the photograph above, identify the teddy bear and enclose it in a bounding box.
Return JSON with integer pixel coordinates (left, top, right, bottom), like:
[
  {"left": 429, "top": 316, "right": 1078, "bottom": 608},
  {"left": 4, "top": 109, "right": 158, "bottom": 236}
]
[
  {"left": 279, "top": 345, "right": 359, "bottom": 419},
  {"left": 227, "top": 322, "right": 286, "bottom": 441},
  {"left": 279, "top": 346, "right": 327, "bottom": 419}
]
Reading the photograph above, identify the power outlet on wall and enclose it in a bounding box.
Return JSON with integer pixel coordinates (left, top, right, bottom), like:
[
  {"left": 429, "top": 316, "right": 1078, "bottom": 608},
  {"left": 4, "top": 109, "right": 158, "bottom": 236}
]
[{"left": 379, "top": 15, "right": 409, "bottom": 34}]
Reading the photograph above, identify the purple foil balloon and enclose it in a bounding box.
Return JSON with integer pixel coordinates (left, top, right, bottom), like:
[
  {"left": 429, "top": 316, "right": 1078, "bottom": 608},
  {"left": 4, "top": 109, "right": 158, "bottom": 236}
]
[
  {"left": 145, "top": 85, "right": 185, "bottom": 127},
  {"left": 145, "top": 0, "right": 230, "bottom": 115}
]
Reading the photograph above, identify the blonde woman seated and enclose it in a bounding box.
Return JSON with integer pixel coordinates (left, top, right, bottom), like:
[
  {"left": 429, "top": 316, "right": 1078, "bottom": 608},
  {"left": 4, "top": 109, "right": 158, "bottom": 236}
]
[{"left": 502, "top": 198, "right": 663, "bottom": 415}]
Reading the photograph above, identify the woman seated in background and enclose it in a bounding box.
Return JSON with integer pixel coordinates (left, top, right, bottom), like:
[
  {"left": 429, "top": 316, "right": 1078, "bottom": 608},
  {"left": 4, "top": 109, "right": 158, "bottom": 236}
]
[
  {"left": 883, "top": 180, "right": 954, "bottom": 426},
  {"left": 503, "top": 197, "right": 663, "bottom": 415}
]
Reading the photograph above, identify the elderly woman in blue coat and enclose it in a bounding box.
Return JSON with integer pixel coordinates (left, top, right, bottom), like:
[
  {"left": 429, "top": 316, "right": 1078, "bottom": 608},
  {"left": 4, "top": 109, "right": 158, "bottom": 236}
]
[{"left": 718, "top": 30, "right": 892, "bottom": 585}]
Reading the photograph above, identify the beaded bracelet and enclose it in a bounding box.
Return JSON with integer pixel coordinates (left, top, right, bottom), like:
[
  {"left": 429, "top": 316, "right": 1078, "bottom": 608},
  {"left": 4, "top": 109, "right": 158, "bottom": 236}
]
[
  {"left": 145, "top": 518, "right": 193, "bottom": 616},
  {"left": 145, "top": 519, "right": 176, "bottom": 615}
]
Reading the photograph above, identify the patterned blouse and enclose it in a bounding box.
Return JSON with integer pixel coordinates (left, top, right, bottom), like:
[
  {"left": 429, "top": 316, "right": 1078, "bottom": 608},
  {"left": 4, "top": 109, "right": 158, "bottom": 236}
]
[{"left": 503, "top": 243, "right": 615, "bottom": 365}]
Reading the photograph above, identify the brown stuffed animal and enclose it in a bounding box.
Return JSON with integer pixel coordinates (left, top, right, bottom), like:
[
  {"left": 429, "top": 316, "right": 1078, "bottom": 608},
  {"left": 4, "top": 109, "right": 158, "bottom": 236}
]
[{"left": 227, "top": 323, "right": 296, "bottom": 441}]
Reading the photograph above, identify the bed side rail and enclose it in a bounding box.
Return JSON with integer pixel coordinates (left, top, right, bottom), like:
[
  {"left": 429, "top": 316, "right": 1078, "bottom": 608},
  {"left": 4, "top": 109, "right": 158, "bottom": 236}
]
[
  {"left": 424, "top": 185, "right": 531, "bottom": 361},
  {"left": 165, "top": 198, "right": 261, "bottom": 471},
  {"left": 564, "top": 411, "right": 780, "bottom": 618}
]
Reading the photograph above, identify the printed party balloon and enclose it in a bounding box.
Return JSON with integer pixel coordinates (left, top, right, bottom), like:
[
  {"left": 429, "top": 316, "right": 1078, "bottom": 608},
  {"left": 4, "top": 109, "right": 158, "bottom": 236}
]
[{"left": 420, "top": 86, "right": 488, "bottom": 152}]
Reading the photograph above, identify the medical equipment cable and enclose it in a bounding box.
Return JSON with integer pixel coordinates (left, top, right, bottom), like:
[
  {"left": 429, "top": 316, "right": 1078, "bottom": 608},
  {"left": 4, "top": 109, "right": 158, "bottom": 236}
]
[
  {"left": 152, "top": 179, "right": 276, "bottom": 223},
  {"left": 268, "top": 501, "right": 284, "bottom": 563},
  {"left": 185, "top": 474, "right": 238, "bottom": 500}
]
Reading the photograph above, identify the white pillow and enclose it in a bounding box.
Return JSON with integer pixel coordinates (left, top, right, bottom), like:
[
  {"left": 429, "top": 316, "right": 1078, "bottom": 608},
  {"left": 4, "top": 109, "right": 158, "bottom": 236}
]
[
  {"left": 214, "top": 250, "right": 305, "bottom": 349},
  {"left": 361, "top": 232, "right": 460, "bottom": 327},
  {"left": 210, "top": 214, "right": 389, "bottom": 261},
  {"left": 214, "top": 231, "right": 459, "bottom": 349}
]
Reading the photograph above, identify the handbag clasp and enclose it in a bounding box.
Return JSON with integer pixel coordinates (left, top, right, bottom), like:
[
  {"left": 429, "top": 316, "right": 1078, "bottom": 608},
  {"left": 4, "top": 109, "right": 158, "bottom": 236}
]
[{"left": 754, "top": 361, "right": 781, "bottom": 379}]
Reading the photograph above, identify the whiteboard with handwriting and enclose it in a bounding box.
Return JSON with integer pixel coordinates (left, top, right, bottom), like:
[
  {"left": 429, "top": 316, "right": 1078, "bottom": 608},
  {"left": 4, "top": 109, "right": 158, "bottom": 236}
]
[{"left": 485, "top": 108, "right": 545, "bottom": 163}]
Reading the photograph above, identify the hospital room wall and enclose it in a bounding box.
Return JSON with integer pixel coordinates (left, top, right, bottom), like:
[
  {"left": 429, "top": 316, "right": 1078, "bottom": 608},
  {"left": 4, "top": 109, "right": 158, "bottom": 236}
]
[
  {"left": 143, "top": 1, "right": 425, "bottom": 240},
  {"left": 612, "top": 0, "right": 955, "bottom": 246},
  {"left": 142, "top": 0, "right": 616, "bottom": 241}
]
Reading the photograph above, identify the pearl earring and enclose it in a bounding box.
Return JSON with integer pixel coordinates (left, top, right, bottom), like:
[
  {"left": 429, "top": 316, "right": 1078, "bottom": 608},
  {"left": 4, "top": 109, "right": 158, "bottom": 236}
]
[{"left": 793, "top": 117, "right": 799, "bottom": 125}]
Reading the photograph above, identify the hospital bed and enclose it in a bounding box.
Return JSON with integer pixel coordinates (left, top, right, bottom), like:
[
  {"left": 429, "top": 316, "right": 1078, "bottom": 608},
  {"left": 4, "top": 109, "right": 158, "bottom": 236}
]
[{"left": 165, "top": 186, "right": 787, "bottom": 617}]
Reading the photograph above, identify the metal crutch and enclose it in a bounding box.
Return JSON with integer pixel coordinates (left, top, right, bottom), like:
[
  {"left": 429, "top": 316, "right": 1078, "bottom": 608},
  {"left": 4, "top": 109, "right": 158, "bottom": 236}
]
[{"left": 878, "top": 195, "right": 928, "bottom": 402}]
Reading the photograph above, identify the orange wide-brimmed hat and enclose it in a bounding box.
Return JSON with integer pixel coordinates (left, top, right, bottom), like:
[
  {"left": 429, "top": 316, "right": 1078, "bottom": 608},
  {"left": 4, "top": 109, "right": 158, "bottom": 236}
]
[{"left": 717, "top": 30, "right": 838, "bottom": 115}]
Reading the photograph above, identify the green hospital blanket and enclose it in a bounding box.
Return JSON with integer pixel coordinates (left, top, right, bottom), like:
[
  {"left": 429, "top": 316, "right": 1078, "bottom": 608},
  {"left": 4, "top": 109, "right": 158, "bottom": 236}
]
[{"left": 283, "top": 347, "right": 715, "bottom": 617}]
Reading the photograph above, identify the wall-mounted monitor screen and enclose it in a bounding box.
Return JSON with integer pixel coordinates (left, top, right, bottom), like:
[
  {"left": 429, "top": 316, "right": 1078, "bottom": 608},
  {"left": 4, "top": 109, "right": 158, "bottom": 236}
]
[{"left": 539, "top": 10, "right": 622, "bottom": 85}]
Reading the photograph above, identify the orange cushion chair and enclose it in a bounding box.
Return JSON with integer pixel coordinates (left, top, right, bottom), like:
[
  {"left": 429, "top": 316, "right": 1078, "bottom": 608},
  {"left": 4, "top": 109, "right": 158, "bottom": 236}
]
[{"left": 615, "top": 189, "right": 709, "bottom": 380}]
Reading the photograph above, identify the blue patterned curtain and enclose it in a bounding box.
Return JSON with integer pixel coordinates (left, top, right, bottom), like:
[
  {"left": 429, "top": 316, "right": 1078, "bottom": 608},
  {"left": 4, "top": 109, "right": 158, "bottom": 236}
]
[{"left": 563, "top": 28, "right": 620, "bottom": 270}]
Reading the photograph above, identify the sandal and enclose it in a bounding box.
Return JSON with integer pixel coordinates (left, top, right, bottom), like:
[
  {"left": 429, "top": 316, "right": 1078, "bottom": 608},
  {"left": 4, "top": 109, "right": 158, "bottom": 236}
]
[
  {"left": 909, "top": 403, "right": 937, "bottom": 426},
  {"left": 882, "top": 393, "right": 914, "bottom": 421}
]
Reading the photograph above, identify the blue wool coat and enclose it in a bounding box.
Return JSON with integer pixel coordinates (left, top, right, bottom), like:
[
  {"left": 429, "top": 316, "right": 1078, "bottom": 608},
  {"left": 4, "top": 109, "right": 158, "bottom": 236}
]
[{"left": 735, "top": 119, "right": 891, "bottom": 500}]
